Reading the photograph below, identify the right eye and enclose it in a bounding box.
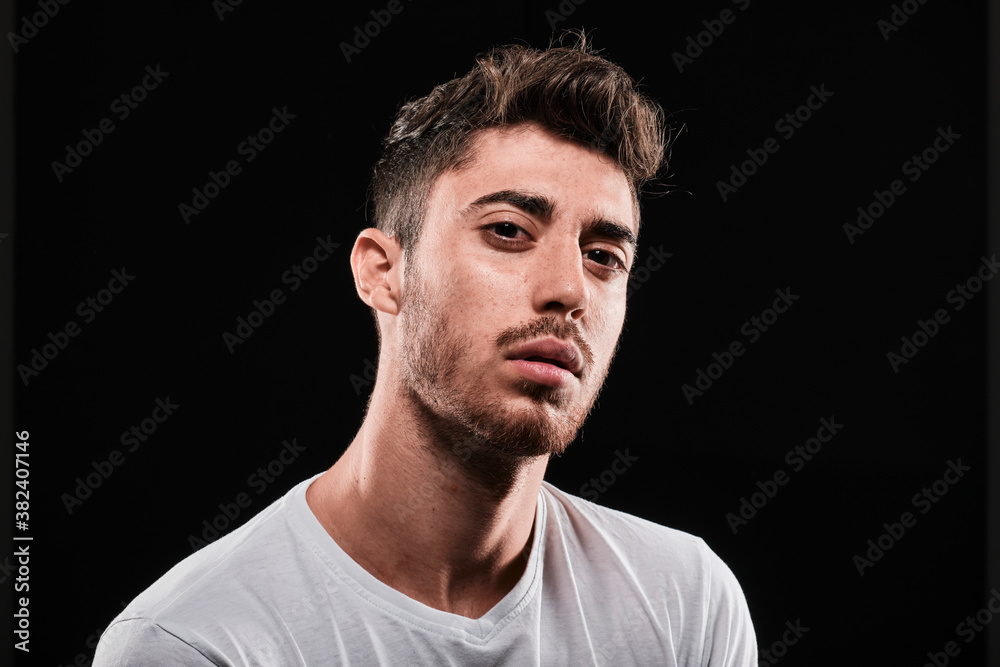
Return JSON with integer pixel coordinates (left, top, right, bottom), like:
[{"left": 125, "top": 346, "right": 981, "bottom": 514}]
[{"left": 488, "top": 222, "right": 522, "bottom": 239}]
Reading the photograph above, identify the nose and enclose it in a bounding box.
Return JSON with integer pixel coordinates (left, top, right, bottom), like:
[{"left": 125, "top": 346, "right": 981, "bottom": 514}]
[{"left": 532, "top": 236, "right": 588, "bottom": 322}]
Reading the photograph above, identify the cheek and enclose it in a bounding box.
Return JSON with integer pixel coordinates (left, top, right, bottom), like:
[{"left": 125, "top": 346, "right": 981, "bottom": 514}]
[
  {"left": 599, "top": 316, "right": 624, "bottom": 355},
  {"left": 433, "top": 261, "right": 515, "bottom": 335},
  {"left": 591, "top": 283, "right": 628, "bottom": 329},
  {"left": 588, "top": 294, "right": 628, "bottom": 360},
  {"left": 447, "top": 251, "right": 526, "bottom": 308}
]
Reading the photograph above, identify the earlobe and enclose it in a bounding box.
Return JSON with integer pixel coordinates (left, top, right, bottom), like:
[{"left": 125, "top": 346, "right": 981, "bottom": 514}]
[{"left": 351, "top": 228, "right": 402, "bottom": 316}]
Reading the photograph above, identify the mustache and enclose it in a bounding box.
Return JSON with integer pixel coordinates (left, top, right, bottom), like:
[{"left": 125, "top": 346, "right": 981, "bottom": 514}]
[{"left": 494, "top": 317, "right": 595, "bottom": 370}]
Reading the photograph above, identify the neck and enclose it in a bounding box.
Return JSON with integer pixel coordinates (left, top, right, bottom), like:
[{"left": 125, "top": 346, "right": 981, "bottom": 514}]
[{"left": 306, "top": 372, "right": 548, "bottom": 619}]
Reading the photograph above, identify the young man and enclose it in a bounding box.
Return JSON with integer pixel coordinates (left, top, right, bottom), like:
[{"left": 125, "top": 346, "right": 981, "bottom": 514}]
[{"left": 95, "top": 34, "right": 757, "bottom": 665}]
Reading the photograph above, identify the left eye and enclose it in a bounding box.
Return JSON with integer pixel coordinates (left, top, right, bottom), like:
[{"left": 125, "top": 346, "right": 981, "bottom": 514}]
[
  {"left": 493, "top": 222, "right": 519, "bottom": 239},
  {"left": 489, "top": 222, "right": 522, "bottom": 238},
  {"left": 586, "top": 249, "right": 624, "bottom": 270}
]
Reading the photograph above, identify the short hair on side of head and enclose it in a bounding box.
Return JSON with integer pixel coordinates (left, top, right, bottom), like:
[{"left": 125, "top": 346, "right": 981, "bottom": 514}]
[{"left": 368, "top": 29, "right": 670, "bottom": 253}]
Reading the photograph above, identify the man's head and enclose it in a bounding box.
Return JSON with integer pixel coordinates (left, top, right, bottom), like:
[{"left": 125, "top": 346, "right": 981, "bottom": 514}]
[
  {"left": 370, "top": 31, "right": 667, "bottom": 253},
  {"left": 352, "top": 34, "right": 668, "bottom": 475}
]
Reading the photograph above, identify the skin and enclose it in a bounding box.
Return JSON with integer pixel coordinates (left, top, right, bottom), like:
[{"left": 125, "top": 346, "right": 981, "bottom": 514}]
[{"left": 306, "top": 123, "right": 637, "bottom": 619}]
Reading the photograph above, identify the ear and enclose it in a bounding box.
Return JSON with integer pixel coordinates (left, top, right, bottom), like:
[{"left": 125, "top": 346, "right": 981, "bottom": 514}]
[{"left": 351, "top": 228, "right": 403, "bottom": 316}]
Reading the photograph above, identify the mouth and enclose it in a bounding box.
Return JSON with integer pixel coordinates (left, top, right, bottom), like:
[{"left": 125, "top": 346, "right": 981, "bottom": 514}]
[
  {"left": 522, "top": 355, "right": 572, "bottom": 371},
  {"left": 506, "top": 338, "right": 584, "bottom": 388}
]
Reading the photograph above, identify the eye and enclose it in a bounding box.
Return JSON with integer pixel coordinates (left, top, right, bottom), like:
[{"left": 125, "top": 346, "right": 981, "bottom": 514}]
[
  {"left": 488, "top": 222, "right": 523, "bottom": 239},
  {"left": 481, "top": 221, "right": 532, "bottom": 246},
  {"left": 585, "top": 248, "right": 626, "bottom": 271}
]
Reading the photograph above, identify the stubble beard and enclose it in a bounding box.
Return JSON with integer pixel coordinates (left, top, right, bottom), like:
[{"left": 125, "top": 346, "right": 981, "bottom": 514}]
[{"left": 397, "top": 260, "right": 612, "bottom": 494}]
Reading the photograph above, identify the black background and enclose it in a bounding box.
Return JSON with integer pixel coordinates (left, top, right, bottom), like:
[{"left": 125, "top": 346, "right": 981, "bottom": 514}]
[{"left": 5, "top": 0, "right": 994, "bottom": 665}]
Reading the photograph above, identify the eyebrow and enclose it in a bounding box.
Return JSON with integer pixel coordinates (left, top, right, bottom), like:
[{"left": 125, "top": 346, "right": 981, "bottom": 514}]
[
  {"left": 466, "top": 189, "right": 555, "bottom": 218},
  {"left": 588, "top": 219, "right": 638, "bottom": 251},
  {"left": 464, "top": 189, "right": 638, "bottom": 250}
]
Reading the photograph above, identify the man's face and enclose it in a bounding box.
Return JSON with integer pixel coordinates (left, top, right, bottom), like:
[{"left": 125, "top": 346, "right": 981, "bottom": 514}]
[{"left": 397, "top": 123, "right": 637, "bottom": 459}]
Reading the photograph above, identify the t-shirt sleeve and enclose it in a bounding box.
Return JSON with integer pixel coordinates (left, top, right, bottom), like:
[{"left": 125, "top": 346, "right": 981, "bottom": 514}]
[
  {"left": 93, "top": 618, "right": 223, "bottom": 667},
  {"left": 704, "top": 548, "right": 758, "bottom": 667}
]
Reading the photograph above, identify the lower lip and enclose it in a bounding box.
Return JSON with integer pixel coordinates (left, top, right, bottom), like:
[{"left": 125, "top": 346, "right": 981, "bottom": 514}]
[{"left": 509, "top": 359, "right": 574, "bottom": 388}]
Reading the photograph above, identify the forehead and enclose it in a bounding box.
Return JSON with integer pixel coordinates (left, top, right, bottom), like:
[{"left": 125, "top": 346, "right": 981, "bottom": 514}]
[{"left": 426, "top": 124, "right": 637, "bottom": 231}]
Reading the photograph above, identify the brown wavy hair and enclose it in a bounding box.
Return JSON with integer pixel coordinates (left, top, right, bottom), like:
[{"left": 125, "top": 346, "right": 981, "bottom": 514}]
[{"left": 369, "top": 30, "right": 670, "bottom": 251}]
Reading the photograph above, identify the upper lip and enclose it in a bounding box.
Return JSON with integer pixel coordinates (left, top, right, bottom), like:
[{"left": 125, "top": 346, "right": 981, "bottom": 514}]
[{"left": 508, "top": 338, "right": 584, "bottom": 375}]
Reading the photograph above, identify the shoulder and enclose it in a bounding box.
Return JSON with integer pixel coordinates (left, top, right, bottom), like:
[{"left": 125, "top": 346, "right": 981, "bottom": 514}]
[
  {"left": 96, "top": 475, "right": 324, "bottom": 661},
  {"left": 93, "top": 618, "right": 220, "bottom": 666},
  {"left": 131, "top": 485, "right": 297, "bottom": 612},
  {"left": 539, "top": 482, "right": 757, "bottom": 665},
  {"left": 540, "top": 480, "right": 720, "bottom": 574}
]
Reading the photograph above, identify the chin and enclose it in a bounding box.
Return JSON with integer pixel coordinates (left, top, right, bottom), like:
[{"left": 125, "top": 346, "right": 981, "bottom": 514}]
[{"left": 465, "top": 390, "right": 592, "bottom": 458}]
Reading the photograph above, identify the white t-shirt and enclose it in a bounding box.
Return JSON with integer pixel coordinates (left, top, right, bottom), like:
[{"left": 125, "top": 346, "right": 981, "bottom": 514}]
[{"left": 94, "top": 474, "right": 757, "bottom": 666}]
